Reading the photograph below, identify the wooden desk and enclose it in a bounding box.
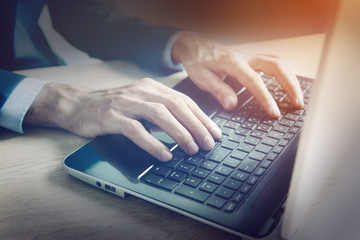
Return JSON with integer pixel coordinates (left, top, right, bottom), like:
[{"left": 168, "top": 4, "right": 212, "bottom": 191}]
[{"left": 2, "top": 34, "right": 350, "bottom": 240}]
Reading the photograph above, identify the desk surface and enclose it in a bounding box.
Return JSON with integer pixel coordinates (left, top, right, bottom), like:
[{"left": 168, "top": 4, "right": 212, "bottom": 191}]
[{"left": 3, "top": 34, "right": 359, "bottom": 240}]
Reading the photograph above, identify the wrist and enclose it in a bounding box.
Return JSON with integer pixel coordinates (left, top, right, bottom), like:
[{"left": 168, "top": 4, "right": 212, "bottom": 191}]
[
  {"left": 171, "top": 32, "right": 202, "bottom": 64},
  {"left": 24, "top": 83, "right": 87, "bottom": 130}
]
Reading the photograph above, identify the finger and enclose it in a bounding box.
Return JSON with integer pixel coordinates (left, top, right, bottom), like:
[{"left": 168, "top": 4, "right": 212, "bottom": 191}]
[
  {"left": 119, "top": 118, "right": 174, "bottom": 162},
  {"left": 186, "top": 66, "right": 238, "bottom": 111},
  {"left": 172, "top": 91, "right": 222, "bottom": 140},
  {"left": 249, "top": 55, "right": 304, "bottom": 108},
  {"left": 152, "top": 93, "right": 218, "bottom": 151},
  {"left": 129, "top": 79, "right": 221, "bottom": 142},
  {"left": 73, "top": 108, "right": 173, "bottom": 162},
  {"left": 140, "top": 101, "right": 201, "bottom": 155},
  {"left": 221, "top": 57, "right": 281, "bottom": 118}
]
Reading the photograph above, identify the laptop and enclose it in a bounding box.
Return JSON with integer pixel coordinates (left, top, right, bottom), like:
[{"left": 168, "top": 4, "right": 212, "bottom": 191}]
[{"left": 63, "top": 0, "right": 360, "bottom": 238}]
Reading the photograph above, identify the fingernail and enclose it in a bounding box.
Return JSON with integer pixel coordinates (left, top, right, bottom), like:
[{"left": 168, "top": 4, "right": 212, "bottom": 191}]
[
  {"left": 187, "top": 140, "right": 199, "bottom": 155},
  {"left": 203, "top": 135, "right": 215, "bottom": 150},
  {"left": 223, "top": 96, "right": 236, "bottom": 110},
  {"left": 211, "top": 126, "right": 222, "bottom": 139},
  {"left": 271, "top": 104, "right": 281, "bottom": 118},
  {"left": 161, "top": 149, "right": 173, "bottom": 162}
]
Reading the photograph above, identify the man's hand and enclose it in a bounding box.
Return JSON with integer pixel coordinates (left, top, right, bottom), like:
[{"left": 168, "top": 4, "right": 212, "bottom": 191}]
[
  {"left": 172, "top": 32, "right": 304, "bottom": 118},
  {"left": 24, "top": 78, "right": 221, "bottom": 162}
]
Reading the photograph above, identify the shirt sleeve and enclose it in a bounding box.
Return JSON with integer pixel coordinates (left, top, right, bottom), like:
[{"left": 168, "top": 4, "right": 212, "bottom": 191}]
[
  {"left": 162, "top": 33, "right": 185, "bottom": 72},
  {"left": 0, "top": 77, "right": 46, "bottom": 133}
]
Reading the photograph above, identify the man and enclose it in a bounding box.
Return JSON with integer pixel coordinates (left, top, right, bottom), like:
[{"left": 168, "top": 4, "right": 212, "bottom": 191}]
[{"left": 0, "top": 0, "right": 304, "bottom": 162}]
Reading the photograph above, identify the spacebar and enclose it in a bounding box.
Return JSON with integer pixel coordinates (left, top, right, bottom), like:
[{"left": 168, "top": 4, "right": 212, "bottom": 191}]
[{"left": 175, "top": 185, "right": 209, "bottom": 203}]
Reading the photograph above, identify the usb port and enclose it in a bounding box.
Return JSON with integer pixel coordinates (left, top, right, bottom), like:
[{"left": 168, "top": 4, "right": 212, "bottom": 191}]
[{"left": 105, "top": 184, "right": 116, "bottom": 193}]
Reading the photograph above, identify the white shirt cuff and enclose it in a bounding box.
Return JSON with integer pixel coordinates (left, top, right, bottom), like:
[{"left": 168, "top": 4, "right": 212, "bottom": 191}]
[
  {"left": 162, "top": 32, "right": 185, "bottom": 71},
  {"left": 0, "top": 78, "right": 46, "bottom": 133}
]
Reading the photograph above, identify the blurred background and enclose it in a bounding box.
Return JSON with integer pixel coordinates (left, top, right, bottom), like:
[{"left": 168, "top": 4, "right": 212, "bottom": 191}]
[{"left": 105, "top": 0, "right": 333, "bottom": 43}]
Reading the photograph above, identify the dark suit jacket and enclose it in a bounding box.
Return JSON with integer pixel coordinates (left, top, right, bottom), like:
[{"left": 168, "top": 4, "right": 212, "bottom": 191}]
[{"left": 0, "top": 0, "right": 177, "bottom": 108}]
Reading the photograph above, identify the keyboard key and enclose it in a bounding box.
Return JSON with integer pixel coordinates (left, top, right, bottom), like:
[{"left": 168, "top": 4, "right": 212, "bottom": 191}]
[
  {"left": 231, "top": 171, "right": 249, "bottom": 182},
  {"left": 267, "top": 153, "right": 278, "bottom": 161},
  {"left": 257, "top": 124, "right": 272, "bottom": 133},
  {"left": 223, "top": 157, "right": 241, "bottom": 168},
  {"left": 212, "top": 117, "right": 226, "bottom": 126},
  {"left": 248, "top": 151, "right": 266, "bottom": 161},
  {"left": 225, "top": 121, "right": 240, "bottom": 129},
  {"left": 268, "top": 131, "right": 284, "bottom": 140},
  {"left": 262, "top": 118, "right": 278, "bottom": 126},
  {"left": 238, "top": 143, "right": 254, "bottom": 152},
  {"left": 238, "top": 158, "right": 259, "bottom": 173},
  {"left": 247, "top": 115, "right": 262, "bottom": 124},
  {"left": 218, "top": 111, "right": 234, "bottom": 119},
  {"left": 224, "top": 202, "right": 237, "bottom": 213},
  {"left": 260, "top": 160, "right": 272, "bottom": 168},
  {"left": 244, "top": 136, "right": 261, "bottom": 145},
  {"left": 207, "top": 195, "right": 227, "bottom": 209},
  {"left": 168, "top": 171, "right": 187, "bottom": 182},
  {"left": 280, "top": 119, "right": 295, "bottom": 127},
  {"left": 262, "top": 137, "right": 278, "bottom": 146},
  {"left": 221, "top": 127, "right": 234, "bottom": 136},
  {"left": 274, "top": 125, "right": 290, "bottom": 133},
  {"left": 292, "top": 109, "right": 305, "bottom": 115},
  {"left": 235, "top": 127, "right": 251, "bottom": 136},
  {"left": 239, "top": 184, "right": 251, "bottom": 194},
  {"left": 255, "top": 144, "right": 272, "bottom": 154},
  {"left": 231, "top": 115, "right": 247, "bottom": 123},
  {"left": 278, "top": 139, "right": 289, "bottom": 147},
  {"left": 254, "top": 167, "right": 266, "bottom": 176},
  {"left": 215, "top": 165, "right": 233, "bottom": 176},
  {"left": 197, "top": 149, "right": 212, "bottom": 158},
  {"left": 162, "top": 151, "right": 185, "bottom": 168},
  {"left": 216, "top": 187, "right": 235, "bottom": 199},
  {"left": 184, "top": 176, "right": 202, "bottom": 187},
  {"left": 231, "top": 150, "right": 247, "bottom": 160},
  {"left": 247, "top": 176, "right": 258, "bottom": 185},
  {"left": 185, "top": 156, "right": 203, "bottom": 166},
  {"left": 144, "top": 174, "right": 178, "bottom": 191},
  {"left": 192, "top": 168, "right": 211, "bottom": 179},
  {"left": 200, "top": 182, "right": 218, "bottom": 193},
  {"left": 224, "top": 179, "right": 242, "bottom": 190},
  {"left": 294, "top": 121, "right": 304, "bottom": 128},
  {"left": 285, "top": 113, "right": 299, "bottom": 121},
  {"left": 200, "top": 160, "right": 217, "bottom": 171},
  {"left": 241, "top": 122, "right": 257, "bottom": 130},
  {"left": 177, "top": 163, "right": 195, "bottom": 174},
  {"left": 273, "top": 146, "right": 284, "bottom": 154},
  {"left": 228, "top": 134, "right": 244, "bottom": 143},
  {"left": 290, "top": 127, "right": 300, "bottom": 133},
  {"left": 207, "top": 173, "right": 226, "bottom": 185},
  {"left": 151, "top": 165, "right": 172, "bottom": 177},
  {"left": 232, "top": 192, "right": 244, "bottom": 203},
  {"left": 284, "top": 133, "right": 295, "bottom": 140},
  {"left": 208, "top": 147, "right": 231, "bottom": 163},
  {"left": 221, "top": 140, "right": 238, "bottom": 150},
  {"left": 251, "top": 130, "right": 266, "bottom": 138},
  {"left": 175, "top": 185, "right": 209, "bottom": 202}
]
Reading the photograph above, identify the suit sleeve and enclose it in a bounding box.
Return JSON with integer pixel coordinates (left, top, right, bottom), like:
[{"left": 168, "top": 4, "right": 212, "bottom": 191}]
[
  {"left": 48, "top": 0, "right": 180, "bottom": 76},
  {"left": 0, "top": 70, "right": 25, "bottom": 108}
]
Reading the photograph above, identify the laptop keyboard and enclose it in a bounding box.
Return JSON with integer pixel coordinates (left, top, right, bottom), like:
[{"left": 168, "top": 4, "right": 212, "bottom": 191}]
[{"left": 142, "top": 73, "right": 312, "bottom": 213}]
